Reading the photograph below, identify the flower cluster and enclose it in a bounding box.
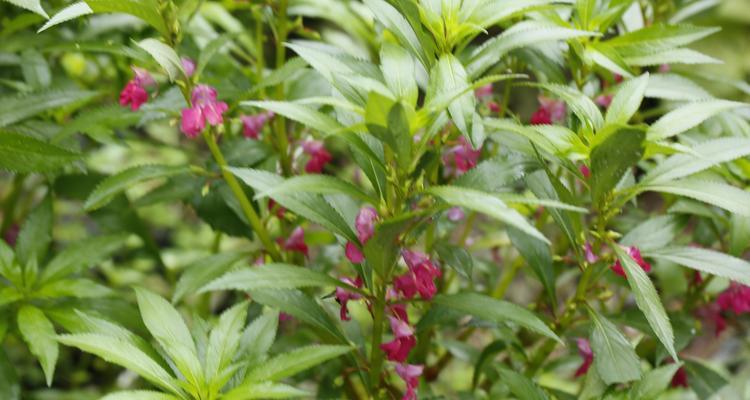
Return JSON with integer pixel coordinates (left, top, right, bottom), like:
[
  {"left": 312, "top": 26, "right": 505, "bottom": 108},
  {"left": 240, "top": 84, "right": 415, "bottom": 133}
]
[
  {"left": 442, "top": 136, "right": 481, "bottom": 176},
  {"left": 345, "top": 207, "right": 378, "bottom": 264},
  {"left": 181, "top": 84, "right": 229, "bottom": 138},
  {"left": 119, "top": 67, "right": 154, "bottom": 111},
  {"left": 394, "top": 250, "right": 442, "bottom": 301},
  {"left": 301, "top": 140, "right": 332, "bottom": 173},
  {"left": 241, "top": 111, "right": 275, "bottom": 139},
  {"left": 530, "top": 96, "right": 566, "bottom": 125}
]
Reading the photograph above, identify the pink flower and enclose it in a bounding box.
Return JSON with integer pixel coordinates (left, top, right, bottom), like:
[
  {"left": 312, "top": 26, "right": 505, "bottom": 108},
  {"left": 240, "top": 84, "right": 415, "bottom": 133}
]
[
  {"left": 488, "top": 101, "right": 501, "bottom": 113},
  {"left": 447, "top": 207, "right": 465, "bottom": 222},
  {"left": 395, "top": 363, "right": 423, "bottom": 400},
  {"left": 281, "top": 226, "right": 308, "bottom": 257},
  {"left": 442, "top": 136, "right": 480, "bottom": 176},
  {"left": 658, "top": 64, "right": 671, "bottom": 73},
  {"left": 574, "top": 338, "right": 593, "bottom": 377},
  {"left": 614, "top": 74, "right": 624, "bottom": 83},
  {"left": 474, "top": 83, "right": 493, "bottom": 98},
  {"left": 180, "top": 84, "right": 229, "bottom": 138},
  {"left": 335, "top": 276, "right": 363, "bottom": 321},
  {"left": 355, "top": 207, "right": 378, "bottom": 243},
  {"left": 131, "top": 67, "right": 155, "bottom": 87},
  {"left": 240, "top": 111, "right": 274, "bottom": 139},
  {"left": 181, "top": 57, "right": 196, "bottom": 78},
  {"left": 279, "top": 312, "right": 294, "bottom": 322},
  {"left": 380, "top": 317, "right": 416, "bottom": 362},
  {"left": 595, "top": 94, "right": 613, "bottom": 108},
  {"left": 671, "top": 366, "right": 688, "bottom": 388},
  {"left": 717, "top": 282, "right": 750, "bottom": 314},
  {"left": 302, "top": 140, "right": 332, "bottom": 173},
  {"left": 584, "top": 242, "right": 598, "bottom": 264},
  {"left": 611, "top": 246, "right": 651, "bottom": 277},
  {"left": 394, "top": 250, "right": 441, "bottom": 300},
  {"left": 531, "top": 96, "right": 566, "bottom": 125},
  {"left": 268, "top": 199, "right": 285, "bottom": 218},
  {"left": 119, "top": 80, "right": 149, "bottom": 111},
  {"left": 3, "top": 223, "right": 19, "bottom": 247},
  {"left": 345, "top": 242, "right": 364, "bottom": 263},
  {"left": 580, "top": 164, "right": 591, "bottom": 179}
]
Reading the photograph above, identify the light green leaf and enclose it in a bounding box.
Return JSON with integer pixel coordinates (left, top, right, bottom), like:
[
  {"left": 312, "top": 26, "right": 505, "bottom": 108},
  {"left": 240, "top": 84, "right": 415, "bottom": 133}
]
[
  {"left": 254, "top": 174, "right": 375, "bottom": 204},
  {"left": 134, "top": 288, "right": 203, "bottom": 391},
  {"left": 34, "top": 278, "right": 113, "bottom": 299},
  {"left": 647, "top": 100, "right": 746, "bottom": 140},
  {"left": 15, "top": 194, "right": 52, "bottom": 267},
  {"left": 641, "top": 179, "right": 750, "bottom": 216},
  {"left": 84, "top": 165, "right": 190, "bottom": 211},
  {"left": 363, "top": 0, "right": 431, "bottom": 68},
  {"left": 624, "top": 48, "right": 721, "bottom": 66},
  {"left": 223, "top": 382, "right": 308, "bottom": 400},
  {"left": 642, "top": 137, "right": 750, "bottom": 184},
  {"left": 528, "top": 83, "right": 604, "bottom": 131},
  {"left": 606, "top": 24, "right": 720, "bottom": 56},
  {"left": 38, "top": 2, "right": 93, "bottom": 32},
  {"left": 21, "top": 49, "right": 51, "bottom": 89},
  {"left": 40, "top": 234, "right": 128, "bottom": 284},
  {"left": 137, "top": 39, "right": 186, "bottom": 81},
  {"left": 201, "top": 264, "right": 349, "bottom": 293},
  {"left": 428, "top": 54, "right": 475, "bottom": 144},
  {"left": 645, "top": 73, "right": 711, "bottom": 101},
  {"left": 243, "top": 345, "right": 350, "bottom": 383},
  {"left": 240, "top": 310, "right": 279, "bottom": 365},
  {"left": 605, "top": 73, "right": 649, "bottom": 126},
  {"left": 0, "top": 89, "right": 97, "bottom": 127},
  {"left": 428, "top": 186, "right": 548, "bottom": 244},
  {"left": 100, "top": 391, "right": 181, "bottom": 400},
  {"left": 0, "top": 132, "right": 81, "bottom": 173},
  {"left": 2, "top": 0, "right": 48, "bottom": 18},
  {"left": 629, "top": 363, "right": 681, "bottom": 399},
  {"left": 172, "top": 252, "right": 247, "bottom": 303},
  {"left": 613, "top": 245, "right": 676, "bottom": 360},
  {"left": 588, "top": 307, "right": 641, "bottom": 385},
  {"left": 57, "top": 333, "right": 182, "bottom": 395},
  {"left": 434, "top": 292, "right": 561, "bottom": 343},
  {"left": 17, "top": 306, "right": 58, "bottom": 385},
  {"left": 205, "top": 302, "right": 247, "bottom": 384},
  {"left": 590, "top": 127, "right": 645, "bottom": 205},
  {"left": 646, "top": 247, "right": 750, "bottom": 285},
  {"left": 380, "top": 43, "right": 418, "bottom": 107},
  {"left": 496, "top": 366, "right": 549, "bottom": 400},
  {"left": 84, "top": 0, "right": 168, "bottom": 37},
  {"left": 586, "top": 42, "right": 633, "bottom": 78},
  {"left": 241, "top": 100, "right": 344, "bottom": 134},
  {"left": 621, "top": 215, "right": 681, "bottom": 251}
]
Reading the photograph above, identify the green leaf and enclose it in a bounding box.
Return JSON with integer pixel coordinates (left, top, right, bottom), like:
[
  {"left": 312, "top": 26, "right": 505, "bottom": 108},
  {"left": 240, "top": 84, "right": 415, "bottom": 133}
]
[
  {"left": 364, "top": 212, "right": 416, "bottom": 279},
  {"left": 363, "top": 0, "right": 431, "bottom": 69},
  {"left": 433, "top": 292, "right": 560, "bottom": 343},
  {"left": 2, "top": 0, "right": 48, "bottom": 18},
  {"left": 683, "top": 359, "right": 728, "bottom": 399},
  {"left": 605, "top": 24, "right": 720, "bottom": 56},
  {"left": 435, "top": 243, "right": 473, "bottom": 279},
  {"left": 17, "top": 306, "right": 58, "bottom": 385},
  {"left": 624, "top": 48, "right": 721, "bottom": 66},
  {"left": 613, "top": 245, "right": 677, "bottom": 360},
  {"left": 100, "top": 391, "right": 181, "bottom": 400},
  {"left": 380, "top": 43, "right": 418, "bottom": 107},
  {"left": 84, "top": 0, "right": 168, "bottom": 37},
  {"left": 20, "top": 49, "right": 51, "bottom": 89},
  {"left": 496, "top": 366, "right": 549, "bottom": 400},
  {"left": 590, "top": 127, "right": 645, "bottom": 205},
  {"left": 84, "top": 165, "right": 190, "bottom": 211},
  {"left": 254, "top": 174, "right": 375, "bottom": 204},
  {"left": 223, "top": 382, "right": 308, "bottom": 400},
  {"left": 134, "top": 288, "right": 203, "bottom": 392},
  {"left": 40, "top": 234, "right": 128, "bottom": 284},
  {"left": 647, "top": 100, "right": 746, "bottom": 140},
  {"left": 629, "top": 363, "right": 681, "bottom": 399},
  {"left": 0, "top": 349, "right": 19, "bottom": 400},
  {"left": 621, "top": 215, "right": 681, "bottom": 251},
  {"left": 0, "top": 89, "right": 97, "bottom": 127},
  {"left": 38, "top": 2, "right": 93, "bottom": 32},
  {"left": 15, "top": 194, "right": 53, "bottom": 267},
  {"left": 205, "top": 302, "right": 247, "bottom": 384},
  {"left": 428, "top": 186, "right": 548, "bottom": 244},
  {"left": 605, "top": 73, "right": 649, "bottom": 126},
  {"left": 172, "top": 252, "right": 247, "bottom": 303},
  {"left": 507, "top": 228, "right": 556, "bottom": 308},
  {"left": 57, "top": 333, "right": 182, "bottom": 395},
  {"left": 428, "top": 54, "right": 476, "bottom": 144},
  {"left": 641, "top": 179, "right": 750, "bottom": 217},
  {"left": 528, "top": 83, "right": 604, "bottom": 131},
  {"left": 201, "top": 263, "right": 350, "bottom": 293},
  {"left": 136, "top": 39, "right": 186, "bottom": 81},
  {"left": 0, "top": 132, "right": 81, "bottom": 173},
  {"left": 243, "top": 345, "right": 350, "bottom": 383},
  {"left": 646, "top": 247, "right": 750, "bottom": 285},
  {"left": 34, "top": 278, "right": 113, "bottom": 298},
  {"left": 645, "top": 73, "right": 712, "bottom": 101},
  {"left": 241, "top": 100, "right": 344, "bottom": 134},
  {"left": 240, "top": 310, "right": 279, "bottom": 365},
  {"left": 642, "top": 137, "right": 750, "bottom": 184},
  {"left": 586, "top": 42, "right": 633, "bottom": 78},
  {"left": 587, "top": 307, "right": 641, "bottom": 385}
]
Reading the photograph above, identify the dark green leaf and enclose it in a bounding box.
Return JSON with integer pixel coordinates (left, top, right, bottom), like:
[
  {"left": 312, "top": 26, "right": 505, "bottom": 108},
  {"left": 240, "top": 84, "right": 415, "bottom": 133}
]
[
  {"left": 496, "top": 366, "right": 549, "bottom": 400},
  {"left": 507, "top": 228, "right": 556, "bottom": 308},
  {"left": 0, "top": 132, "right": 81, "bottom": 173},
  {"left": 587, "top": 307, "right": 641, "bottom": 384},
  {"left": 84, "top": 165, "right": 190, "bottom": 211},
  {"left": 15, "top": 194, "right": 52, "bottom": 267},
  {"left": 590, "top": 127, "right": 645, "bottom": 206},
  {"left": 17, "top": 305, "right": 58, "bottom": 385},
  {"left": 172, "top": 252, "right": 247, "bottom": 303}
]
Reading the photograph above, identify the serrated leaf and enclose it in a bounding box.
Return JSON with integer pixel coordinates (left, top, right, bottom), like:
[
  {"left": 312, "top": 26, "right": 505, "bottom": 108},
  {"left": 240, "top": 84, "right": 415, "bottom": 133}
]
[
  {"left": 15, "top": 194, "right": 52, "bottom": 267},
  {"left": 363, "top": 0, "right": 431, "bottom": 69},
  {"left": 629, "top": 363, "right": 681, "bottom": 399},
  {"left": 2, "top": 0, "right": 48, "bottom": 18},
  {"left": 647, "top": 99, "right": 746, "bottom": 140},
  {"left": 20, "top": 49, "right": 51, "bottom": 89},
  {"left": 683, "top": 359, "right": 728, "bottom": 399},
  {"left": 38, "top": 2, "right": 93, "bottom": 32},
  {"left": 241, "top": 100, "right": 344, "bottom": 134},
  {"left": 137, "top": 39, "right": 185, "bottom": 81},
  {"left": 0, "top": 132, "right": 81, "bottom": 173},
  {"left": 240, "top": 310, "right": 278, "bottom": 365},
  {"left": 529, "top": 83, "right": 604, "bottom": 131},
  {"left": 172, "top": 252, "right": 247, "bottom": 303},
  {"left": 624, "top": 48, "right": 721, "bottom": 66},
  {"left": 100, "top": 391, "right": 181, "bottom": 400},
  {"left": 587, "top": 307, "right": 641, "bottom": 385},
  {"left": 605, "top": 73, "right": 649, "bottom": 126},
  {"left": 643, "top": 137, "right": 750, "bottom": 184},
  {"left": 223, "top": 382, "right": 308, "bottom": 400},
  {"left": 434, "top": 292, "right": 561, "bottom": 342},
  {"left": 645, "top": 73, "right": 711, "bottom": 101},
  {"left": 621, "top": 215, "right": 681, "bottom": 251},
  {"left": 0, "top": 89, "right": 97, "bottom": 127},
  {"left": 605, "top": 24, "right": 720, "bottom": 56},
  {"left": 641, "top": 179, "right": 750, "bottom": 216},
  {"left": 17, "top": 306, "right": 58, "bottom": 385},
  {"left": 205, "top": 302, "right": 247, "bottom": 384},
  {"left": 507, "top": 228, "right": 556, "bottom": 308},
  {"left": 435, "top": 243, "right": 473, "bottom": 279},
  {"left": 254, "top": 174, "right": 375, "bottom": 204},
  {"left": 40, "top": 234, "right": 128, "bottom": 284},
  {"left": 428, "top": 54, "right": 475, "bottom": 144},
  {"left": 84, "top": 0, "right": 168, "bottom": 37},
  {"left": 243, "top": 345, "right": 350, "bottom": 383},
  {"left": 84, "top": 165, "right": 190, "bottom": 211},
  {"left": 134, "top": 288, "right": 203, "bottom": 392},
  {"left": 34, "top": 278, "right": 113, "bottom": 299},
  {"left": 496, "top": 366, "right": 549, "bottom": 400},
  {"left": 380, "top": 43, "right": 418, "bottom": 107},
  {"left": 201, "top": 263, "right": 350, "bottom": 293},
  {"left": 646, "top": 247, "right": 750, "bottom": 285},
  {"left": 590, "top": 127, "right": 645, "bottom": 205},
  {"left": 613, "top": 245, "right": 676, "bottom": 360},
  {"left": 428, "top": 185, "right": 548, "bottom": 244},
  {"left": 586, "top": 42, "right": 633, "bottom": 78}
]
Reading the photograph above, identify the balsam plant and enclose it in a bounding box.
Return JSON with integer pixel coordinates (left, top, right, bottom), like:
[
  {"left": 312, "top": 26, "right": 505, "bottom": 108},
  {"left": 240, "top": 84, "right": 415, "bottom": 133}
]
[{"left": 1, "top": 0, "right": 750, "bottom": 399}]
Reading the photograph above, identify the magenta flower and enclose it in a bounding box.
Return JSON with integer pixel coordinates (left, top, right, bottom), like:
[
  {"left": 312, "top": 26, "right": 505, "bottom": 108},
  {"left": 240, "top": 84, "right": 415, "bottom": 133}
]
[
  {"left": 488, "top": 101, "right": 501, "bottom": 113},
  {"left": 584, "top": 242, "right": 598, "bottom": 264},
  {"left": 595, "top": 94, "right": 613, "bottom": 108},
  {"left": 132, "top": 66, "right": 155, "bottom": 87},
  {"left": 394, "top": 250, "right": 441, "bottom": 300},
  {"left": 335, "top": 276, "right": 363, "bottom": 321},
  {"left": 281, "top": 226, "right": 308, "bottom": 257},
  {"left": 671, "top": 366, "right": 688, "bottom": 388},
  {"left": 611, "top": 246, "right": 651, "bottom": 277},
  {"left": 380, "top": 317, "right": 417, "bottom": 362},
  {"left": 181, "top": 57, "right": 196, "bottom": 78},
  {"left": 696, "top": 303, "right": 727, "bottom": 336},
  {"left": 395, "top": 363, "right": 423, "bottom": 400},
  {"left": 579, "top": 164, "right": 591, "bottom": 179},
  {"left": 180, "top": 84, "right": 228, "bottom": 138},
  {"left": 345, "top": 242, "right": 365, "bottom": 264},
  {"left": 574, "top": 338, "right": 593, "bottom": 377},
  {"left": 3, "top": 223, "right": 19, "bottom": 246},
  {"left": 474, "top": 83, "right": 493, "bottom": 98},
  {"left": 442, "top": 136, "right": 481, "bottom": 176},
  {"left": 447, "top": 207, "right": 465, "bottom": 222},
  {"left": 119, "top": 80, "right": 149, "bottom": 111},
  {"left": 530, "top": 96, "right": 566, "bottom": 125},
  {"left": 345, "top": 207, "right": 379, "bottom": 263},
  {"left": 240, "top": 111, "right": 274, "bottom": 139},
  {"left": 302, "top": 140, "right": 332, "bottom": 173},
  {"left": 717, "top": 282, "right": 750, "bottom": 314}
]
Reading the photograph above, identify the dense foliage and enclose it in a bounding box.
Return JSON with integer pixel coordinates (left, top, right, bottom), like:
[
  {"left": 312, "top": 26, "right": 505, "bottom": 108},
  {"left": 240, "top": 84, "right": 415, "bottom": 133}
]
[{"left": 1, "top": 0, "right": 750, "bottom": 399}]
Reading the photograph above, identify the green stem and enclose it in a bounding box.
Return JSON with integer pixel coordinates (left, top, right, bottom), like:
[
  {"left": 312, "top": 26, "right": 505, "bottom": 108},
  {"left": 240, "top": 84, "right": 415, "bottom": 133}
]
[
  {"left": 273, "top": 0, "right": 292, "bottom": 176},
  {"left": 202, "top": 130, "right": 282, "bottom": 261}
]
